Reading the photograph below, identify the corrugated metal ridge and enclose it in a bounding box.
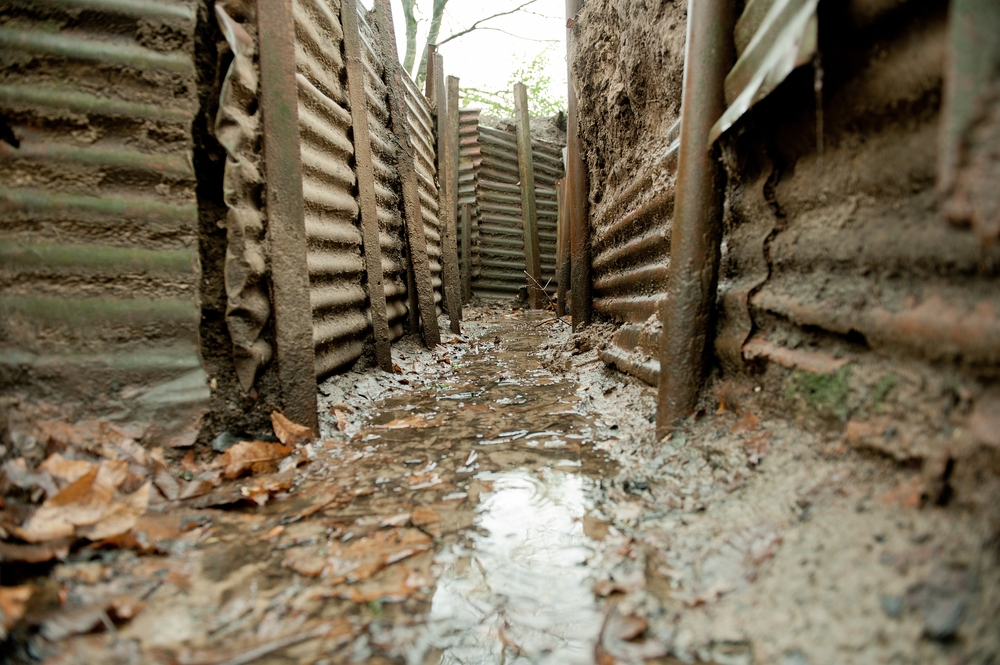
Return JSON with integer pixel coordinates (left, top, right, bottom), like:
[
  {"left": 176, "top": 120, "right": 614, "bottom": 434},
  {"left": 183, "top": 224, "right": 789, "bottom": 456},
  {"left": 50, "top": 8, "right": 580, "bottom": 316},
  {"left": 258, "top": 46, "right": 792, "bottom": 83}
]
[
  {"left": 294, "top": 0, "right": 370, "bottom": 378},
  {"left": 0, "top": 0, "right": 202, "bottom": 392}
]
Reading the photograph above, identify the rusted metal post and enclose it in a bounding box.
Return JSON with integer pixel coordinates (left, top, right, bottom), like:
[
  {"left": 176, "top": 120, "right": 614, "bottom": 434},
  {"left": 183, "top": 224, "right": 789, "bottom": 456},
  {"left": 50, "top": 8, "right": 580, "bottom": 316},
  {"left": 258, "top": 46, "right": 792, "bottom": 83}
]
[
  {"left": 565, "top": 0, "right": 590, "bottom": 328},
  {"left": 513, "top": 82, "right": 544, "bottom": 309},
  {"left": 342, "top": 0, "right": 392, "bottom": 372},
  {"left": 434, "top": 60, "right": 462, "bottom": 333},
  {"left": 446, "top": 75, "right": 463, "bottom": 314},
  {"left": 556, "top": 176, "right": 570, "bottom": 317},
  {"left": 424, "top": 44, "right": 436, "bottom": 101},
  {"left": 461, "top": 203, "right": 472, "bottom": 303},
  {"left": 656, "top": 0, "right": 736, "bottom": 435},
  {"left": 256, "top": 0, "right": 318, "bottom": 432},
  {"left": 373, "top": 0, "right": 441, "bottom": 347}
]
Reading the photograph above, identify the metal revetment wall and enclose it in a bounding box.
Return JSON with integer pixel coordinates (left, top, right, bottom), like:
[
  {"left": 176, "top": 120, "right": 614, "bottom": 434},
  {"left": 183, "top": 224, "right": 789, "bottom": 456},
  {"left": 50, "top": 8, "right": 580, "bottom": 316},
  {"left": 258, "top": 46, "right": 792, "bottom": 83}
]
[
  {"left": 0, "top": 0, "right": 205, "bottom": 400},
  {"left": 291, "top": 0, "right": 369, "bottom": 379},
  {"left": 401, "top": 74, "right": 444, "bottom": 317},
  {"left": 473, "top": 126, "right": 564, "bottom": 298},
  {"left": 458, "top": 108, "right": 483, "bottom": 289},
  {"left": 594, "top": 120, "right": 680, "bottom": 385},
  {"left": 357, "top": 7, "right": 408, "bottom": 342}
]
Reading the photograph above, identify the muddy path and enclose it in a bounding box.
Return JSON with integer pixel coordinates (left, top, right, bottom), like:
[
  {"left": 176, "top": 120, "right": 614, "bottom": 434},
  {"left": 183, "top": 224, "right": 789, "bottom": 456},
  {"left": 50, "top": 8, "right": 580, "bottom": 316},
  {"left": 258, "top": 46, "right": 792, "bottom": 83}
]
[{"left": 2, "top": 308, "right": 632, "bottom": 664}]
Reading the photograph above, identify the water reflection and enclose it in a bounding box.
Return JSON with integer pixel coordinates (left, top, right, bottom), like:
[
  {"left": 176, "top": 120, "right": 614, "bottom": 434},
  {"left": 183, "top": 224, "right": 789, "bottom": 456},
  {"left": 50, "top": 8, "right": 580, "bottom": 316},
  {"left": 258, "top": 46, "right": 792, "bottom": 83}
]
[{"left": 426, "top": 468, "right": 603, "bottom": 664}]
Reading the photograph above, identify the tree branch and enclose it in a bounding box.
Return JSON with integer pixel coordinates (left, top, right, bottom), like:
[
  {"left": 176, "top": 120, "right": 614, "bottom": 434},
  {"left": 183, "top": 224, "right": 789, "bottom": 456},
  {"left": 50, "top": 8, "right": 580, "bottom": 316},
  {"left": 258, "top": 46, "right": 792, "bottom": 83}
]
[{"left": 435, "top": 0, "right": 541, "bottom": 48}]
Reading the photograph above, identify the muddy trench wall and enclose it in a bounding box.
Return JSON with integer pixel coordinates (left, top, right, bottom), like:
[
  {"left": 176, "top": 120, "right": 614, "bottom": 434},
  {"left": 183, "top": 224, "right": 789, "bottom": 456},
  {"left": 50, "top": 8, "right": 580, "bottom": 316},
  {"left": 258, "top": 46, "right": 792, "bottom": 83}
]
[
  {"left": 0, "top": 0, "right": 208, "bottom": 428},
  {"left": 571, "top": 0, "right": 1000, "bottom": 492},
  {"left": 569, "top": 0, "right": 687, "bottom": 380}
]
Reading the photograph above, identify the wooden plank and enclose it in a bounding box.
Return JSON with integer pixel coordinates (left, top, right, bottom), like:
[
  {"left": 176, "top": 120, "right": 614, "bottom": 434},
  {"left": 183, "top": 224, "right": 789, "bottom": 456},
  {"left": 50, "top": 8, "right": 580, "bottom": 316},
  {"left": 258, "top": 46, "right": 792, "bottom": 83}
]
[
  {"left": 556, "top": 177, "right": 570, "bottom": 316},
  {"left": 566, "top": 0, "right": 591, "bottom": 330},
  {"left": 256, "top": 0, "right": 317, "bottom": 432},
  {"left": 342, "top": 0, "right": 392, "bottom": 372},
  {"left": 435, "top": 65, "right": 462, "bottom": 333},
  {"left": 513, "top": 82, "right": 543, "bottom": 309},
  {"left": 373, "top": 0, "right": 440, "bottom": 347}
]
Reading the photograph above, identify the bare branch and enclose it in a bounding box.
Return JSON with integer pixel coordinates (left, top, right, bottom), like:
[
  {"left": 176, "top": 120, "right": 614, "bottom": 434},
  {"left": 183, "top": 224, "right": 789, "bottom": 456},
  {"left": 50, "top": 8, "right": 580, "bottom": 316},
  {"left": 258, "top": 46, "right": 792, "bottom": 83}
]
[
  {"left": 469, "top": 27, "right": 559, "bottom": 43},
  {"left": 435, "top": 0, "right": 541, "bottom": 48}
]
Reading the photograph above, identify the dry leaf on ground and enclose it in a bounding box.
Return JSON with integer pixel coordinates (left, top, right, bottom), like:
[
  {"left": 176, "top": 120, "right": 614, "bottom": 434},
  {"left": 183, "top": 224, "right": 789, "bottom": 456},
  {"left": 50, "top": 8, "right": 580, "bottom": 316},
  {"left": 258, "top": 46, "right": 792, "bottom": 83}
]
[
  {"left": 0, "top": 584, "right": 34, "bottom": 633},
  {"left": 218, "top": 441, "right": 293, "bottom": 480},
  {"left": 77, "top": 482, "right": 151, "bottom": 541},
  {"left": 15, "top": 461, "right": 127, "bottom": 543},
  {"left": 271, "top": 412, "right": 312, "bottom": 445},
  {"left": 0, "top": 540, "right": 71, "bottom": 563},
  {"left": 38, "top": 454, "right": 94, "bottom": 489}
]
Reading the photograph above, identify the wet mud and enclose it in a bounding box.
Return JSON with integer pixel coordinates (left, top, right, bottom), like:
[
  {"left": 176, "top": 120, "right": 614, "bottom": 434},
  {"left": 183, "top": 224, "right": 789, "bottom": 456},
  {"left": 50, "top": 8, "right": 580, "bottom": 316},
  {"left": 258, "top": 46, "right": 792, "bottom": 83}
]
[{"left": 1, "top": 308, "right": 627, "bottom": 664}]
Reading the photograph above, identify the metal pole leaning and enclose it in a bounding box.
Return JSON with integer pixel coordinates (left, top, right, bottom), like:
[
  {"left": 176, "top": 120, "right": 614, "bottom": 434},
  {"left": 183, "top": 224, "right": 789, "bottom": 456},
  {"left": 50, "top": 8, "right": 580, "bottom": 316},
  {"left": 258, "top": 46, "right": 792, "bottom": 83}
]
[
  {"left": 373, "top": 0, "right": 441, "bottom": 347},
  {"left": 513, "top": 82, "right": 544, "bottom": 309},
  {"left": 256, "top": 0, "right": 318, "bottom": 432},
  {"left": 342, "top": 0, "right": 392, "bottom": 372},
  {"left": 656, "top": 0, "right": 736, "bottom": 436}
]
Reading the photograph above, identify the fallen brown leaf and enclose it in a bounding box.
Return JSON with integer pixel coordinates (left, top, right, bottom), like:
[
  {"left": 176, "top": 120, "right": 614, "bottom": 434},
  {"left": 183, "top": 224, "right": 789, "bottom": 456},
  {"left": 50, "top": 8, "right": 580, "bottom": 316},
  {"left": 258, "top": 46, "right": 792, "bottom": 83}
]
[
  {"left": 334, "top": 409, "right": 350, "bottom": 432},
  {"left": 38, "top": 454, "right": 94, "bottom": 489},
  {"left": 730, "top": 412, "right": 759, "bottom": 434},
  {"left": 743, "top": 431, "right": 771, "bottom": 466},
  {"left": 77, "top": 482, "right": 151, "bottom": 541},
  {"left": 0, "top": 584, "right": 34, "bottom": 632},
  {"left": 0, "top": 540, "right": 70, "bottom": 563},
  {"left": 271, "top": 411, "right": 312, "bottom": 445},
  {"left": 218, "top": 441, "right": 293, "bottom": 480},
  {"left": 15, "top": 461, "right": 127, "bottom": 543}
]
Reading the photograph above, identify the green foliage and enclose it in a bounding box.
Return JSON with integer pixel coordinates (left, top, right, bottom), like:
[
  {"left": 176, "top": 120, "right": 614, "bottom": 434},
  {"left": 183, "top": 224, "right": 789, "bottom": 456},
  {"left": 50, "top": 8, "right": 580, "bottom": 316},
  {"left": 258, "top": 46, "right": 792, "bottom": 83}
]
[
  {"left": 869, "top": 374, "right": 898, "bottom": 408},
  {"left": 461, "top": 46, "right": 566, "bottom": 117},
  {"left": 785, "top": 366, "right": 853, "bottom": 421}
]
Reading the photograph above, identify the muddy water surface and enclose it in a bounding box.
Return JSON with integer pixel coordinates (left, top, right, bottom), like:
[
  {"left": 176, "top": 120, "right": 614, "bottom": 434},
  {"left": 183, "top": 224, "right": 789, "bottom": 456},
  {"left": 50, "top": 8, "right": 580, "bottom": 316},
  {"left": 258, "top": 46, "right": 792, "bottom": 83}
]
[{"left": 7, "top": 310, "right": 621, "bottom": 664}]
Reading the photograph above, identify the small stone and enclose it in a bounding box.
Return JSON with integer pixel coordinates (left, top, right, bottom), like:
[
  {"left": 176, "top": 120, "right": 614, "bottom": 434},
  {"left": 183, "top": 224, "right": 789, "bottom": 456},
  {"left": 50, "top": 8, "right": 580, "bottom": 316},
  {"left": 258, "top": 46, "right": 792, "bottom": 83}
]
[
  {"left": 880, "top": 595, "right": 903, "bottom": 619},
  {"left": 923, "top": 597, "right": 964, "bottom": 641},
  {"left": 211, "top": 430, "right": 240, "bottom": 452}
]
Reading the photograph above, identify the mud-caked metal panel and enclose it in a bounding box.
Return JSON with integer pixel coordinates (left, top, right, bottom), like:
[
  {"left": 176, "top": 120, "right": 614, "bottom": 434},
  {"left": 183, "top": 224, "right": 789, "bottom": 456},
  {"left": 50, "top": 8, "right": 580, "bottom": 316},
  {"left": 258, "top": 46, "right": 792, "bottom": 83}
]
[
  {"left": 473, "top": 125, "right": 563, "bottom": 299},
  {"left": 458, "top": 108, "right": 483, "bottom": 289},
  {"left": 291, "top": 0, "right": 370, "bottom": 379},
  {"left": 0, "top": 0, "right": 206, "bottom": 406},
  {"left": 357, "top": 6, "right": 409, "bottom": 341},
  {"left": 400, "top": 74, "right": 444, "bottom": 317}
]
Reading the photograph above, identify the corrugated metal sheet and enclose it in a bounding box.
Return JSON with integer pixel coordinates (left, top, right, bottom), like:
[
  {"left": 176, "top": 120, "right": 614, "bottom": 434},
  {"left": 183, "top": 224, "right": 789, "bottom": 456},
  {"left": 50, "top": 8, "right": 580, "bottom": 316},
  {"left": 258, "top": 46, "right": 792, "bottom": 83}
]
[
  {"left": 712, "top": 2, "right": 1000, "bottom": 459},
  {"left": 590, "top": 119, "right": 679, "bottom": 332},
  {"left": 357, "top": 7, "right": 409, "bottom": 341},
  {"left": 458, "top": 108, "right": 483, "bottom": 285},
  {"left": 473, "top": 125, "right": 564, "bottom": 298},
  {"left": 401, "top": 73, "right": 444, "bottom": 317},
  {"left": 709, "top": 0, "right": 819, "bottom": 142},
  {"left": 292, "top": 0, "right": 368, "bottom": 379},
  {"left": 0, "top": 0, "right": 205, "bottom": 400}
]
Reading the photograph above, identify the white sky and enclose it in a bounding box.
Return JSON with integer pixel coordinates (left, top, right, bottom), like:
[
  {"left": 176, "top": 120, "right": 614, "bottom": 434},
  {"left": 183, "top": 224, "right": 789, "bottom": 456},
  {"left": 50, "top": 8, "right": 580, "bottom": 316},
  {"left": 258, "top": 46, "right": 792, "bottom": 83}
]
[{"left": 360, "top": 0, "right": 568, "bottom": 107}]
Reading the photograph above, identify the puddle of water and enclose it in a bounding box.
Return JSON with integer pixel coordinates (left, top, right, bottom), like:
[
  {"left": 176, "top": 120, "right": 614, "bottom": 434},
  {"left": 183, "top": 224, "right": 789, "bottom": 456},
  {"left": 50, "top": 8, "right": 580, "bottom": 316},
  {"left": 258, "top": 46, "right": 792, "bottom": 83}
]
[{"left": 425, "top": 468, "right": 603, "bottom": 664}]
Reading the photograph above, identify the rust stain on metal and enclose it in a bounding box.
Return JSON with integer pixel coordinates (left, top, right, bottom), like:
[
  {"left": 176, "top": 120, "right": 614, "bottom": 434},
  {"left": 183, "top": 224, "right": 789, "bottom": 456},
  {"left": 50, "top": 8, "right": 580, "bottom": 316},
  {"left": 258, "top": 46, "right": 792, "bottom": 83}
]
[
  {"left": 514, "top": 83, "right": 544, "bottom": 309},
  {"left": 373, "top": 0, "right": 440, "bottom": 347},
  {"left": 657, "top": 0, "right": 736, "bottom": 435},
  {"left": 258, "top": 0, "right": 319, "bottom": 432},
  {"left": 342, "top": 0, "right": 392, "bottom": 372}
]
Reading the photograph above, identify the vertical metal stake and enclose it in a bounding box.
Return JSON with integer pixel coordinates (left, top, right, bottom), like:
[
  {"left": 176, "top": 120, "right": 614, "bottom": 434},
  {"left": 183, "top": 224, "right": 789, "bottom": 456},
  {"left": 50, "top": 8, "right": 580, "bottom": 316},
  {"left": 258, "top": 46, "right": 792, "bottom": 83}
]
[
  {"left": 342, "top": 0, "right": 392, "bottom": 372},
  {"left": 513, "top": 82, "right": 543, "bottom": 309},
  {"left": 434, "top": 60, "right": 462, "bottom": 333},
  {"left": 256, "top": 0, "right": 318, "bottom": 432},
  {"left": 656, "top": 0, "right": 736, "bottom": 436},
  {"left": 556, "top": 177, "right": 570, "bottom": 317},
  {"left": 565, "top": 0, "right": 590, "bottom": 329},
  {"left": 374, "top": 0, "right": 441, "bottom": 347}
]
